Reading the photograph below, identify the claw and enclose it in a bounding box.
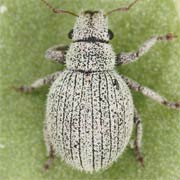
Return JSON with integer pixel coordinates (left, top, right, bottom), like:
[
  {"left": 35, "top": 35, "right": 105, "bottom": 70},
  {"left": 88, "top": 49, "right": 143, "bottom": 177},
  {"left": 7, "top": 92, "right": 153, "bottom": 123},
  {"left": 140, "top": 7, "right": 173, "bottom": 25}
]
[
  {"left": 12, "top": 85, "right": 33, "bottom": 93},
  {"left": 165, "top": 33, "right": 177, "bottom": 41},
  {"left": 43, "top": 162, "right": 50, "bottom": 171},
  {"left": 43, "top": 155, "right": 55, "bottom": 171},
  {"left": 138, "top": 156, "right": 144, "bottom": 167},
  {"left": 158, "top": 33, "right": 177, "bottom": 41},
  {"left": 134, "top": 140, "right": 144, "bottom": 167},
  {"left": 175, "top": 102, "right": 180, "bottom": 108}
]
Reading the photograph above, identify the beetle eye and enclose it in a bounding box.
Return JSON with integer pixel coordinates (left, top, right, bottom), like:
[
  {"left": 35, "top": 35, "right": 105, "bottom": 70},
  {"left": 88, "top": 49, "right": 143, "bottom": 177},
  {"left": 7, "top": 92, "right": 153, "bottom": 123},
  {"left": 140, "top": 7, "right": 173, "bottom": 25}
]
[
  {"left": 68, "top": 29, "right": 73, "bottom": 39},
  {"left": 108, "top": 29, "right": 114, "bottom": 40}
]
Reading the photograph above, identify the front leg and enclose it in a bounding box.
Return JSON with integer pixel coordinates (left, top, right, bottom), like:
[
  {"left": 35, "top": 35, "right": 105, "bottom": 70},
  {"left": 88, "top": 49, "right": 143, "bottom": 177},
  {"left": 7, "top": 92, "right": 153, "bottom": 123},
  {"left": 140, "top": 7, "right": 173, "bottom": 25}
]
[
  {"left": 45, "top": 44, "right": 69, "bottom": 64},
  {"left": 116, "top": 33, "right": 176, "bottom": 65},
  {"left": 14, "top": 71, "right": 62, "bottom": 92},
  {"left": 122, "top": 75, "right": 180, "bottom": 109}
]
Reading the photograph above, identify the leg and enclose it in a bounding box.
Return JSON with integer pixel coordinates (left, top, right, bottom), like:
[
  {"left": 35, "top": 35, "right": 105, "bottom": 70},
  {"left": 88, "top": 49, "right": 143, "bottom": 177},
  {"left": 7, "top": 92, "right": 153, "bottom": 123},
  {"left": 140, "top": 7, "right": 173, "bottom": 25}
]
[
  {"left": 43, "top": 123, "right": 55, "bottom": 170},
  {"left": 122, "top": 75, "right": 180, "bottom": 109},
  {"left": 43, "top": 145, "right": 55, "bottom": 170},
  {"left": 134, "top": 108, "right": 144, "bottom": 166},
  {"left": 116, "top": 33, "right": 177, "bottom": 65},
  {"left": 14, "top": 71, "right": 62, "bottom": 92},
  {"left": 45, "top": 44, "right": 69, "bottom": 64}
]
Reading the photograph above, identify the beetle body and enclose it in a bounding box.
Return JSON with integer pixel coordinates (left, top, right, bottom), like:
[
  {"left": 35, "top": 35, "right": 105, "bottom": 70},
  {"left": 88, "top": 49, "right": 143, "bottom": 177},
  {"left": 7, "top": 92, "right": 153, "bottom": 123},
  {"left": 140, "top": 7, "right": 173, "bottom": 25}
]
[
  {"left": 45, "top": 70, "right": 134, "bottom": 172},
  {"left": 44, "top": 11, "right": 134, "bottom": 172},
  {"left": 16, "top": 0, "right": 180, "bottom": 173}
]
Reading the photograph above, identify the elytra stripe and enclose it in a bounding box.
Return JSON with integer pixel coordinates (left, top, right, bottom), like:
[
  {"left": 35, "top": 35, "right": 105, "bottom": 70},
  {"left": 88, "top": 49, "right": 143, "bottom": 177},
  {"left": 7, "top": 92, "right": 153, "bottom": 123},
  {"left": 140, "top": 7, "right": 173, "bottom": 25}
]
[
  {"left": 91, "top": 74, "right": 95, "bottom": 169},
  {"left": 104, "top": 73, "right": 112, "bottom": 163},
  {"left": 78, "top": 73, "right": 84, "bottom": 168},
  {"left": 69, "top": 73, "right": 77, "bottom": 161},
  {"left": 55, "top": 71, "right": 70, "bottom": 140},
  {"left": 98, "top": 73, "right": 103, "bottom": 168},
  {"left": 62, "top": 72, "right": 74, "bottom": 156},
  {"left": 107, "top": 72, "right": 119, "bottom": 156}
]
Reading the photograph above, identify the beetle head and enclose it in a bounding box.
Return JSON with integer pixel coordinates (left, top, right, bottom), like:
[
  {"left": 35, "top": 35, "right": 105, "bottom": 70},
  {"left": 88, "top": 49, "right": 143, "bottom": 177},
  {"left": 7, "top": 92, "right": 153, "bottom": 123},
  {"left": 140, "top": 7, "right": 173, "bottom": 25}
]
[
  {"left": 68, "top": 11, "right": 113, "bottom": 42},
  {"left": 41, "top": 0, "right": 140, "bottom": 42}
]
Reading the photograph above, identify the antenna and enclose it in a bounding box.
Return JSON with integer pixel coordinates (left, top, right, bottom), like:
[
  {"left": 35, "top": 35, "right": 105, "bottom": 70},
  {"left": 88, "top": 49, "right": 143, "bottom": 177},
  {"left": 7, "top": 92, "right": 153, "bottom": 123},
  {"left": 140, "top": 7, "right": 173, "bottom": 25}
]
[
  {"left": 105, "top": 0, "right": 139, "bottom": 16},
  {"left": 41, "top": 0, "right": 79, "bottom": 17}
]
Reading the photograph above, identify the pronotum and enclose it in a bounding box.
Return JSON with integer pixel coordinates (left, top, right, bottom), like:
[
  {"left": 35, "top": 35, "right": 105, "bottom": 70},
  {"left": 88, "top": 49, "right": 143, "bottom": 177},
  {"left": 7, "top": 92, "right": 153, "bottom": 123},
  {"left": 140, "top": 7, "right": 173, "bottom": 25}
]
[{"left": 15, "top": 0, "right": 180, "bottom": 173}]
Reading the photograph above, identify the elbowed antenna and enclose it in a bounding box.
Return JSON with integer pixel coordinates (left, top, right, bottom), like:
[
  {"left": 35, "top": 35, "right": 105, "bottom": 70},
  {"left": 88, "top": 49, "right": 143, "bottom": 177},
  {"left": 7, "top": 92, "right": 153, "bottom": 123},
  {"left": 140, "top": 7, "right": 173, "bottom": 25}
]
[
  {"left": 105, "top": 0, "right": 140, "bottom": 16},
  {"left": 41, "top": 0, "right": 79, "bottom": 17}
]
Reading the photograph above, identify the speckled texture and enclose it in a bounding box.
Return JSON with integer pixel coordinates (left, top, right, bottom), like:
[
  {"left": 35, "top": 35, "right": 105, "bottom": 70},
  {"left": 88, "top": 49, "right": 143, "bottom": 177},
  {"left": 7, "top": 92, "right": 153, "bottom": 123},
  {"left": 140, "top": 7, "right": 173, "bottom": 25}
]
[
  {"left": 45, "top": 70, "right": 134, "bottom": 172},
  {"left": 72, "top": 11, "right": 109, "bottom": 40},
  {"left": 45, "top": 11, "right": 134, "bottom": 172},
  {"left": 66, "top": 42, "right": 115, "bottom": 71},
  {"left": 0, "top": 0, "right": 180, "bottom": 179}
]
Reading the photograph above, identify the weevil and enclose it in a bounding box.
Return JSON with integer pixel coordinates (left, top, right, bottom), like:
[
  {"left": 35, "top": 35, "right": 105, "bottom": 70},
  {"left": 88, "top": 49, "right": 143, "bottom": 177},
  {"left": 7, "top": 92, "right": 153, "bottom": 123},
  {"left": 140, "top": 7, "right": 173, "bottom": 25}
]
[{"left": 15, "top": 0, "right": 180, "bottom": 173}]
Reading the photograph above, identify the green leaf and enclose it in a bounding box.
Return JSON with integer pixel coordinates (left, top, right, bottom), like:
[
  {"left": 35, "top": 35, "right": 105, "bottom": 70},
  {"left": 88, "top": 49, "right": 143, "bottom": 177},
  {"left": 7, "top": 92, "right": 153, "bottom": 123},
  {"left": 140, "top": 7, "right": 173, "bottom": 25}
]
[{"left": 0, "top": 0, "right": 180, "bottom": 179}]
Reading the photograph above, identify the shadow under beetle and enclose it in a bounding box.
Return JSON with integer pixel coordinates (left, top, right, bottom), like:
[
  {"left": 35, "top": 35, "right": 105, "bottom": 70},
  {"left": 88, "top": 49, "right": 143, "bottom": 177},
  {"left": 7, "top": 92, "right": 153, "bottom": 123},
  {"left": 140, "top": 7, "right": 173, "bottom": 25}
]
[{"left": 15, "top": 0, "right": 180, "bottom": 173}]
